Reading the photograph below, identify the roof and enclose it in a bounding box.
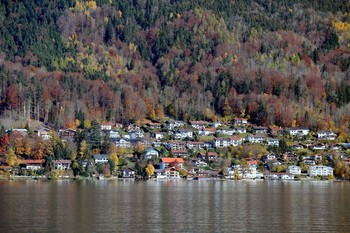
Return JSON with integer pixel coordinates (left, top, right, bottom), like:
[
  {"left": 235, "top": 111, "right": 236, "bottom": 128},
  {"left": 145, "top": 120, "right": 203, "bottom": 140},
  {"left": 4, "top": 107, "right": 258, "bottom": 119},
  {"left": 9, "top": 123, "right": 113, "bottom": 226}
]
[
  {"left": 187, "top": 141, "right": 205, "bottom": 145},
  {"left": 53, "top": 160, "right": 71, "bottom": 164},
  {"left": 169, "top": 141, "right": 187, "bottom": 144},
  {"left": 161, "top": 158, "right": 184, "bottom": 163},
  {"left": 101, "top": 122, "right": 114, "bottom": 126},
  {"left": 253, "top": 126, "right": 268, "bottom": 130},
  {"left": 234, "top": 118, "right": 248, "bottom": 121},
  {"left": 25, "top": 160, "right": 44, "bottom": 164},
  {"left": 121, "top": 168, "right": 135, "bottom": 172},
  {"left": 190, "top": 121, "right": 208, "bottom": 125},
  {"left": 171, "top": 150, "right": 188, "bottom": 154},
  {"left": 230, "top": 136, "right": 241, "bottom": 141},
  {"left": 164, "top": 166, "right": 182, "bottom": 172},
  {"left": 93, "top": 154, "right": 108, "bottom": 160},
  {"left": 143, "top": 148, "right": 159, "bottom": 153},
  {"left": 269, "top": 126, "right": 284, "bottom": 131},
  {"left": 286, "top": 127, "right": 309, "bottom": 130},
  {"left": 203, "top": 128, "right": 215, "bottom": 132},
  {"left": 199, "top": 152, "right": 217, "bottom": 157}
]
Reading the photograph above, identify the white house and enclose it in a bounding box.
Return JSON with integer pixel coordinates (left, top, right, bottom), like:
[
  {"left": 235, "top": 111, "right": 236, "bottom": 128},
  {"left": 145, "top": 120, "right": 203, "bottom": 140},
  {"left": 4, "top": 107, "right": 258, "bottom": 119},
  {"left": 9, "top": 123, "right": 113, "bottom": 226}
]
[
  {"left": 109, "top": 130, "right": 120, "bottom": 138},
  {"left": 265, "top": 173, "right": 294, "bottom": 180},
  {"left": 213, "top": 138, "right": 231, "bottom": 148},
  {"left": 167, "top": 141, "right": 187, "bottom": 150},
  {"left": 286, "top": 127, "right": 310, "bottom": 136},
  {"left": 53, "top": 160, "right": 71, "bottom": 170},
  {"left": 211, "top": 122, "right": 223, "bottom": 128},
  {"left": 100, "top": 123, "right": 113, "bottom": 131},
  {"left": 308, "top": 166, "right": 333, "bottom": 177},
  {"left": 142, "top": 148, "right": 160, "bottom": 160},
  {"left": 36, "top": 129, "right": 52, "bottom": 140},
  {"left": 217, "top": 128, "right": 236, "bottom": 136},
  {"left": 120, "top": 168, "right": 135, "bottom": 178},
  {"left": 267, "top": 138, "right": 279, "bottom": 146},
  {"left": 317, "top": 131, "right": 337, "bottom": 140},
  {"left": 227, "top": 165, "right": 262, "bottom": 179},
  {"left": 213, "top": 137, "right": 242, "bottom": 148},
  {"left": 129, "top": 131, "right": 144, "bottom": 139},
  {"left": 198, "top": 128, "right": 215, "bottom": 136},
  {"left": 310, "top": 144, "right": 327, "bottom": 150},
  {"left": 166, "top": 120, "right": 185, "bottom": 129},
  {"left": 267, "top": 153, "right": 277, "bottom": 161},
  {"left": 247, "top": 134, "right": 267, "bottom": 143},
  {"left": 25, "top": 160, "right": 44, "bottom": 170},
  {"left": 236, "top": 127, "right": 247, "bottom": 134},
  {"left": 186, "top": 141, "right": 207, "bottom": 151},
  {"left": 286, "top": 166, "right": 301, "bottom": 175},
  {"left": 152, "top": 132, "right": 166, "bottom": 140},
  {"left": 252, "top": 126, "right": 268, "bottom": 134},
  {"left": 175, "top": 130, "right": 193, "bottom": 139},
  {"left": 230, "top": 137, "right": 243, "bottom": 146},
  {"left": 11, "top": 129, "right": 28, "bottom": 136},
  {"left": 115, "top": 138, "right": 131, "bottom": 148},
  {"left": 234, "top": 118, "right": 248, "bottom": 125},
  {"left": 190, "top": 121, "right": 209, "bottom": 129},
  {"left": 164, "top": 167, "right": 182, "bottom": 179},
  {"left": 93, "top": 154, "right": 109, "bottom": 163}
]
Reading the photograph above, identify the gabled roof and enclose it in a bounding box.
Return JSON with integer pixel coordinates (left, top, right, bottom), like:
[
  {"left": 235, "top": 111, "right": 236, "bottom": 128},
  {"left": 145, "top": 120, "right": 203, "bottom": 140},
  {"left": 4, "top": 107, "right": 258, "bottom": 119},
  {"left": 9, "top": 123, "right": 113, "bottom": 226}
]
[
  {"left": 93, "top": 154, "right": 108, "bottom": 160},
  {"left": 171, "top": 150, "right": 188, "bottom": 154},
  {"left": 190, "top": 121, "right": 208, "bottom": 125},
  {"left": 53, "top": 160, "right": 71, "bottom": 164},
  {"left": 164, "top": 166, "right": 183, "bottom": 172},
  {"left": 269, "top": 126, "right": 284, "bottom": 131},
  {"left": 160, "top": 158, "right": 184, "bottom": 163},
  {"left": 286, "top": 127, "right": 309, "bottom": 130},
  {"left": 230, "top": 136, "right": 241, "bottom": 141},
  {"left": 199, "top": 152, "right": 218, "bottom": 157},
  {"left": 24, "top": 159, "right": 44, "bottom": 164}
]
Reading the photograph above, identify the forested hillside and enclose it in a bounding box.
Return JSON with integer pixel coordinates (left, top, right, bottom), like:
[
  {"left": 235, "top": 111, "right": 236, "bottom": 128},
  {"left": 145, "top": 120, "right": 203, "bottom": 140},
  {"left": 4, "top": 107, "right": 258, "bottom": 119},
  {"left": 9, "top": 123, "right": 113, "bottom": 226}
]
[{"left": 0, "top": 0, "right": 350, "bottom": 131}]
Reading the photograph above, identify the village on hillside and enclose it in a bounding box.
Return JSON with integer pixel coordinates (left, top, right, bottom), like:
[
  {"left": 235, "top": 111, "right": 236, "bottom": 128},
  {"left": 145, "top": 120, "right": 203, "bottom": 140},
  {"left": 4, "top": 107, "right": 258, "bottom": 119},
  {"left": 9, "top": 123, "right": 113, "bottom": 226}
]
[{"left": 1, "top": 118, "right": 350, "bottom": 181}]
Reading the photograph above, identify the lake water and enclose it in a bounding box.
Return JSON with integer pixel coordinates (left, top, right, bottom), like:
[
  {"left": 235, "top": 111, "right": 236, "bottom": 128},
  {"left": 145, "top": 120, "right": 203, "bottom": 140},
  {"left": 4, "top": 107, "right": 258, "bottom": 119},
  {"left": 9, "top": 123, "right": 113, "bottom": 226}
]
[{"left": 0, "top": 180, "right": 349, "bottom": 232}]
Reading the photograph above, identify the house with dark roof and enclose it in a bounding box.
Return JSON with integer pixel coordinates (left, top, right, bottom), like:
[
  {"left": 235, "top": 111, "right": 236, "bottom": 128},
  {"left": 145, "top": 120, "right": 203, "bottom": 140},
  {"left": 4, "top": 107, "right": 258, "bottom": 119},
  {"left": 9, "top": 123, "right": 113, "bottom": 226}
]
[
  {"left": 93, "top": 154, "right": 109, "bottom": 164},
  {"left": 120, "top": 168, "right": 135, "bottom": 178},
  {"left": 53, "top": 160, "right": 71, "bottom": 170},
  {"left": 285, "top": 127, "right": 310, "bottom": 136},
  {"left": 142, "top": 148, "right": 160, "bottom": 160}
]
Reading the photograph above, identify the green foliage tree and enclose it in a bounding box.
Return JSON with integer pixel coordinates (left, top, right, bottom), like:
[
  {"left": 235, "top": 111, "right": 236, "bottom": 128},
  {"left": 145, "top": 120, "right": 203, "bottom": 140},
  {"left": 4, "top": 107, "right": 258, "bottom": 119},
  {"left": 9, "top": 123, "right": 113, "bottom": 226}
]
[{"left": 104, "top": 20, "right": 114, "bottom": 44}]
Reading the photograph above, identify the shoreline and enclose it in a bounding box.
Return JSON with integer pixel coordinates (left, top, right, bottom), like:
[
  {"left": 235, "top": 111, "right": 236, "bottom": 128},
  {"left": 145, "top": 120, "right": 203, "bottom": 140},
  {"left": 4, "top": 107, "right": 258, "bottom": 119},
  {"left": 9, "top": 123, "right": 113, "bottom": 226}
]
[{"left": 1, "top": 175, "right": 348, "bottom": 182}]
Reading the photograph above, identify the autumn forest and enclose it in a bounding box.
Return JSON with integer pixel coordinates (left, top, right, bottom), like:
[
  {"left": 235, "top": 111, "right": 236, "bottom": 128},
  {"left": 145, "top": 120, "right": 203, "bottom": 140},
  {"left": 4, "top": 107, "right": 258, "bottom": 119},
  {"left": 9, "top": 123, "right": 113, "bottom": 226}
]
[{"left": 0, "top": 0, "right": 350, "bottom": 131}]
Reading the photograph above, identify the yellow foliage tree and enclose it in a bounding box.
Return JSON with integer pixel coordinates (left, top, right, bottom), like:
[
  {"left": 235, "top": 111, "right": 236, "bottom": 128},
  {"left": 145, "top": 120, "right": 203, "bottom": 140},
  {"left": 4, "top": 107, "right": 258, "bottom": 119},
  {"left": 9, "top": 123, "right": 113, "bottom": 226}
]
[
  {"left": 109, "top": 154, "right": 119, "bottom": 170},
  {"left": 333, "top": 19, "right": 350, "bottom": 48},
  {"left": 145, "top": 164, "right": 155, "bottom": 177},
  {"left": 84, "top": 120, "right": 91, "bottom": 129},
  {"left": 5, "top": 148, "right": 18, "bottom": 166},
  {"left": 79, "top": 140, "right": 88, "bottom": 159}
]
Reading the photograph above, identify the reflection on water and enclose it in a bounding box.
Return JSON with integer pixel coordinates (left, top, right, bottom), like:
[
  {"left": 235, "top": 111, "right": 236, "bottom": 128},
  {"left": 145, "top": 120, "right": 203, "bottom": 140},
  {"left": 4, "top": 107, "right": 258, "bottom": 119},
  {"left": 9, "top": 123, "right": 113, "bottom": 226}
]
[{"left": 0, "top": 180, "right": 349, "bottom": 232}]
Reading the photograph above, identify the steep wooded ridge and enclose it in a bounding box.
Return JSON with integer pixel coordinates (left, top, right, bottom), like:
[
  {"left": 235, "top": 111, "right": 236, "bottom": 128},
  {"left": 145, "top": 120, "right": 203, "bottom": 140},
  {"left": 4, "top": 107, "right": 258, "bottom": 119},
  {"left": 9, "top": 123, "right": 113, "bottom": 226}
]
[{"left": 0, "top": 0, "right": 350, "bottom": 130}]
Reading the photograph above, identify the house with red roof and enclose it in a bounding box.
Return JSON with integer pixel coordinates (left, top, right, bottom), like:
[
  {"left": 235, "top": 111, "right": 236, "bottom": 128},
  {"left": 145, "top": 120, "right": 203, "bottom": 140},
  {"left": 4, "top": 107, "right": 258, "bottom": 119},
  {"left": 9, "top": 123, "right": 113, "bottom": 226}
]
[
  {"left": 24, "top": 160, "right": 44, "bottom": 170},
  {"left": 198, "top": 152, "right": 218, "bottom": 161},
  {"left": 159, "top": 157, "right": 184, "bottom": 170}
]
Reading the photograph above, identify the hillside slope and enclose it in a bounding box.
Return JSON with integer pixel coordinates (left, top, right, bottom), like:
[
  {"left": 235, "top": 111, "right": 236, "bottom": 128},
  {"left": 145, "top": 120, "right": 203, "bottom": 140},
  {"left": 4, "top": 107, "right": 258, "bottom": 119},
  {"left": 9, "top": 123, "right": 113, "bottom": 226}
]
[{"left": 0, "top": 0, "right": 349, "bottom": 131}]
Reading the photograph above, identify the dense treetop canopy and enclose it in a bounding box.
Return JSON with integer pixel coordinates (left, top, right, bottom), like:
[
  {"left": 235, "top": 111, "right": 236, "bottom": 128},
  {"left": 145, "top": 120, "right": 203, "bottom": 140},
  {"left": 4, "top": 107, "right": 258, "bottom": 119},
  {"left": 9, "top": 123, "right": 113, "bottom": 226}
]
[{"left": 0, "top": 0, "right": 350, "bottom": 131}]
